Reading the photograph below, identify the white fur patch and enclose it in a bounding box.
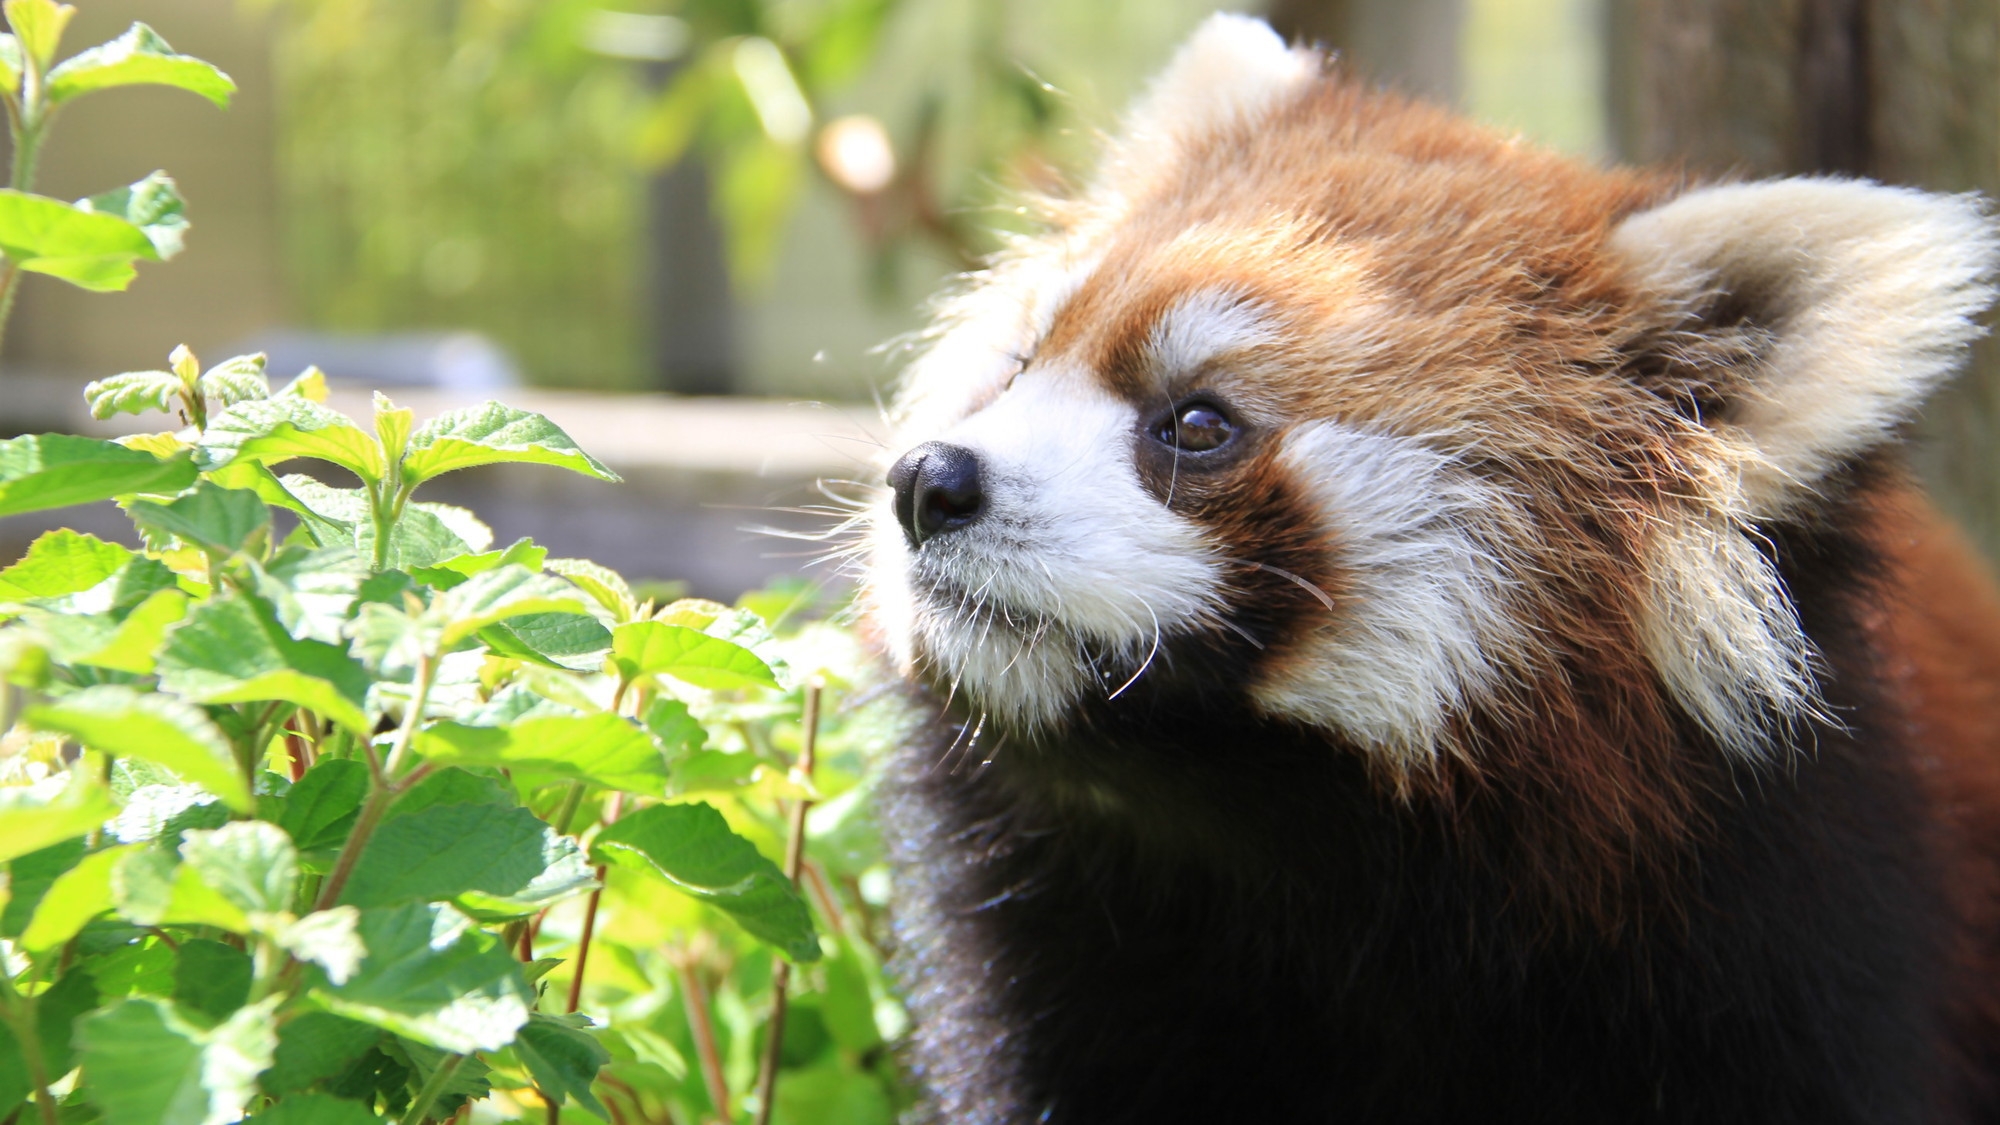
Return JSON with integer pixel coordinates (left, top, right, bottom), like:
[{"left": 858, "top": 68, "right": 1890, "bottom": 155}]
[
  {"left": 1147, "top": 289, "right": 1279, "bottom": 379},
  {"left": 1094, "top": 16, "right": 1317, "bottom": 216},
  {"left": 870, "top": 369, "right": 1223, "bottom": 731},
  {"left": 1250, "top": 423, "right": 1531, "bottom": 768},
  {"left": 1639, "top": 510, "right": 1823, "bottom": 757},
  {"left": 1613, "top": 178, "right": 1999, "bottom": 517}
]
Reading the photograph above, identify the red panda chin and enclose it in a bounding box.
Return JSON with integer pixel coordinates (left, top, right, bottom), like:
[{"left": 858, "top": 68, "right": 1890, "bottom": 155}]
[{"left": 862, "top": 13, "right": 2000, "bottom": 1124}]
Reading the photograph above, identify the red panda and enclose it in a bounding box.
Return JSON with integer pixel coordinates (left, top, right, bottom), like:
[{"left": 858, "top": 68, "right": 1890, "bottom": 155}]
[{"left": 859, "top": 14, "right": 2000, "bottom": 1123}]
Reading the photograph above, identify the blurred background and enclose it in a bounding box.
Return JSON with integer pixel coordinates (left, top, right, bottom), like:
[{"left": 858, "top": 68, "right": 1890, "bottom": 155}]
[{"left": 1, "top": 0, "right": 1994, "bottom": 594}]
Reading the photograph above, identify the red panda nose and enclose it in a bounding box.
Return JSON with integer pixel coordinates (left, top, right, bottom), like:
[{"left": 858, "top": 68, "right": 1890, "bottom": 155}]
[{"left": 888, "top": 441, "right": 985, "bottom": 548}]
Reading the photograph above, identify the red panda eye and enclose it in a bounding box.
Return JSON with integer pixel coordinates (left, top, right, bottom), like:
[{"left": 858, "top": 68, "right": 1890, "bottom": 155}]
[{"left": 1154, "top": 402, "right": 1236, "bottom": 454}]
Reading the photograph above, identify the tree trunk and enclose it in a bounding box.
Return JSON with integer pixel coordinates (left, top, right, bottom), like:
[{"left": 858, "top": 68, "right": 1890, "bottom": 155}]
[{"left": 1607, "top": 0, "right": 2000, "bottom": 562}]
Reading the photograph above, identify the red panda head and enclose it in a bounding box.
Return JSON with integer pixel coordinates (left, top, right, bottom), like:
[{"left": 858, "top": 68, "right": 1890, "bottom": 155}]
[{"left": 862, "top": 16, "right": 1997, "bottom": 796}]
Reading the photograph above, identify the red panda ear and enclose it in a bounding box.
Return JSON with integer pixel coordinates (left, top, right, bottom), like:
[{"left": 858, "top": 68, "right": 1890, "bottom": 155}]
[
  {"left": 1096, "top": 16, "right": 1318, "bottom": 198},
  {"left": 1612, "top": 179, "right": 1998, "bottom": 518}
]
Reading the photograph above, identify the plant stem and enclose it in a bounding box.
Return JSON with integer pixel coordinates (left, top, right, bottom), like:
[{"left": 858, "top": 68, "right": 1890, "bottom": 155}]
[
  {"left": 311, "top": 653, "right": 437, "bottom": 914},
  {"left": 565, "top": 792, "right": 624, "bottom": 1013},
  {"left": 676, "top": 959, "right": 730, "bottom": 1125},
  {"left": 0, "top": 41, "right": 48, "bottom": 359},
  {"left": 400, "top": 1052, "right": 465, "bottom": 1125},
  {"left": 751, "top": 680, "right": 822, "bottom": 1125},
  {"left": 0, "top": 971, "right": 59, "bottom": 1125}
]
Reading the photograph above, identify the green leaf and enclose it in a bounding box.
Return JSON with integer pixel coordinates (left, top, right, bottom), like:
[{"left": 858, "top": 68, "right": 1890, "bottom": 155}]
[
  {"left": 401, "top": 402, "right": 619, "bottom": 483},
  {"left": 84, "top": 369, "right": 182, "bottom": 421},
  {"left": 46, "top": 22, "right": 235, "bottom": 107},
  {"left": 278, "top": 759, "right": 367, "bottom": 851},
  {"left": 19, "top": 843, "right": 135, "bottom": 951},
  {"left": 384, "top": 768, "right": 511, "bottom": 822},
  {"left": 1, "top": 838, "right": 81, "bottom": 936},
  {"left": 247, "top": 1094, "right": 384, "bottom": 1125},
  {"left": 611, "top": 620, "right": 778, "bottom": 690},
  {"left": 414, "top": 714, "right": 667, "bottom": 794},
  {"left": 111, "top": 848, "right": 250, "bottom": 932},
  {"left": 0, "top": 968, "right": 97, "bottom": 1113},
  {"left": 337, "top": 802, "right": 567, "bottom": 909},
  {"left": 432, "top": 565, "right": 595, "bottom": 647},
  {"left": 180, "top": 821, "right": 298, "bottom": 915},
  {"left": 0, "top": 186, "right": 163, "bottom": 290},
  {"left": 591, "top": 802, "right": 819, "bottom": 961},
  {"left": 545, "top": 557, "right": 637, "bottom": 622},
  {"left": 26, "top": 685, "right": 250, "bottom": 812},
  {"left": 195, "top": 397, "right": 385, "bottom": 482},
  {"left": 318, "top": 902, "right": 532, "bottom": 1053},
  {"left": 273, "top": 906, "right": 364, "bottom": 985},
  {"left": 386, "top": 1040, "right": 490, "bottom": 1117},
  {"left": 0, "top": 34, "right": 21, "bottom": 91},
  {"left": 78, "top": 588, "right": 189, "bottom": 673},
  {"left": 0, "top": 434, "right": 195, "bottom": 517},
  {"left": 128, "top": 480, "right": 270, "bottom": 555},
  {"left": 0, "top": 775, "right": 119, "bottom": 863},
  {"left": 5, "top": 0, "right": 72, "bottom": 69},
  {"left": 260, "top": 1015, "right": 381, "bottom": 1096},
  {"left": 171, "top": 939, "right": 251, "bottom": 1024},
  {"left": 643, "top": 697, "right": 706, "bottom": 758},
  {"left": 514, "top": 1013, "right": 610, "bottom": 1117},
  {"left": 156, "top": 589, "right": 371, "bottom": 736},
  {"left": 477, "top": 612, "right": 612, "bottom": 672},
  {"left": 0, "top": 529, "right": 132, "bottom": 601},
  {"left": 195, "top": 352, "right": 270, "bottom": 408},
  {"left": 77, "top": 996, "right": 278, "bottom": 1125},
  {"left": 408, "top": 538, "right": 546, "bottom": 591},
  {"left": 78, "top": 172, "right": 189, "bottom": 260}
]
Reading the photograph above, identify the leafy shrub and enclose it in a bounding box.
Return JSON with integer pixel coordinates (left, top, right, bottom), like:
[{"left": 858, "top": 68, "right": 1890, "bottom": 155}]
[{"left": 0, "top": 354, "right": 913, "bottom": 1125}]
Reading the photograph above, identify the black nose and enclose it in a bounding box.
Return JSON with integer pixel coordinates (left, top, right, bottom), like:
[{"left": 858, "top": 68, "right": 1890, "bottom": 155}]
[{"left": 888, "top": 441, "right": 985, "bottom": 547}]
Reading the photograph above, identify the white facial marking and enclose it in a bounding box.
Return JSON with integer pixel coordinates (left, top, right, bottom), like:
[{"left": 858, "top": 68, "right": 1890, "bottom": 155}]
[
  {"left": 1251, "top": 423, "right": 1532, "bottom": 767},
  {"left": 870, "top": 369, "right": 1222, "bottom": 732},
  {"left": 1148, "top": 290, "right": 1279, "bottom": 379}
]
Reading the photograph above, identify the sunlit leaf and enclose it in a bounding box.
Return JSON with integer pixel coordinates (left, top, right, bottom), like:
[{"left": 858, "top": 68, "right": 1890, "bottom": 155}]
[
  {"left": 46, "top": 22, "right": 236, "bottom": 107},
  {"left": 514, "top": 1013, "right": 610, "bottom": 1117},
  {"left": 414, "top": 714, "right": 666, "bottom": 794},
  {"left": 401, "top": 402, "right": 618, "bottom": 483},
  {"left": 318, "top": 902, "right": 532, "bottom": 1053},
  {"left": 0, "top": 969, "right": 96, "bottom": 1113},
  {"left": 259, "top": 1016, "right": 380, "bottom": 1096},
  {"left": 338, "top": 801, "right": 568, "bottom": 909},
  {"left": 0, "top": 775, "right": 119, "bottom": 863},
  {"left": 5, "top": 0, "right": 72, "bottom": 70},
  {"left": 195, "top": 397, "right": 385, "bottom": 482},
  {"left": 19, "top": 843, "right": 136, "bottom": 952},
  {"left": 77, "top": 996, "right": 278, "bottom": 1125},
  {"left": 128, "top": 479, "right": 270, "bottom": 556},
  {"left": 27, "top": 685, "right": 250, "bottom": 812},
  {"left": 592, "top": 802, "right": 819, "bottom": 961},
  {"left": 195, "top": 352, "right": 270, "bottom": 408},
  {"left": 0, "top": 187, "right": 160, "bottom": 290},
  {"left": 156, "top": 589, "right": 371, "bottom": 736},
  {"left": 546, "top": 557, "right": 637, "bottom": 622},
  {"left": 78, "top": 172, "right": 189, "bottom": 260},
  {"left": 0, "top": 433, "right": 195, "bottom": 516},
  {"left": 611, "top": 620, "right": 777, "bottom": 690},
  {"left": 0, "top": 529, "right": 132, "bottom": 601},
  {"left": 85, "top": 368, "right": 183, "bottom": 420},
  {"left": 180, "top": 820, "right": 299, "bottom": 915}
]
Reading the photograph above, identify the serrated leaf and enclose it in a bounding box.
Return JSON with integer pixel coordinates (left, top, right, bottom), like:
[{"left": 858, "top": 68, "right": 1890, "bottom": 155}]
[
  {"left": 156, "top": 589, "right": 371, "bottom": 736},
  {"left": 46, "top": 22, "right": 235, "bottom": 107},
  {"left": 195, "top": 397, "right": 384, "bottom": 482},
  {"left": 514, "top": 1013, "right": 610, "bottom": 1117},
  {"left": 401, "top": 402, "right": 618, "bottom": 483},
  {"left": 26, "top": 685, "right": 250, "bottom": 812},
  {"left": 415, "top": 714, "right": 666, "bottom": 794},
  {"left": 477, "top": 612, "right": 612, "bottom": 672},
  {"left": 128, "top": 479, "right": 270, "bottom": 556},
  {"left": 0, "top": 775, "right": 119, "bottom": 863},
  {"left": 0, "top": 185, "right": 162, "bottom": 290},
  {"left": 180, "top": 821, "right": 298, "bottom": 915},
  {"left": 318, "top": 902, "right": 532, "bottom": 1053},
  {"left": 432, "top": 565, "right": 594, "bottom": 646},
  {"left": 408, "top": 538, "right": 545, "bottom": 591},
  {"left": 19, "top": 843, "right": 135, "bottom": 951},
  {"left": 77, "top": 172, "right": 188, "bottom": 260},
  {"left": 1, "top": 839, "right": 80, "bottom": 936},
  {"left": 111, "top": 847, "right": 250, "bottom": 932},
  {"left": 260, "top": 1016, "right": 381, "bottom": 1096},
  {"left": 195, "top": 352, "right": 270, "bottom": 408},
  {"left": 610, "top": 620, "right": 777, "bottom": 690},
  {"left": 275, "top": 366, "right": 328, "bottom": 402},
  {"left": 591, "top": 802, "right": 819, "bottom": 961},
  {"left": 274, "top": 906, "right": 364, "bottom": 985},
  {"left": 0, "top": 434, "right": 196, "bottom": 516},
  {"left": 642, "top": 697, "right": 706, "bottom": 757},
  {"left": 0, "top": 529, "right": 132, "bottom": 601},
  {"left": 278, "top": 759, "right": 368, "bottom": 851},
  {"left": 84, "top": 369, "right": 182, "bottom": 420},
  {"left": 546, "top": 557, "right": 637, "bottom": 622},
  {"left": 5, "top": 0, "right": 72, "bottom": 69},
  {"left": 77, "top": 996, "right": 278, "bottom": 1125},
  {"left": 78, "top": 588, "right": 187, "bottom": 673},
  {"left": 337, "top": 802, "right": 567, "bottom": 909}
]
